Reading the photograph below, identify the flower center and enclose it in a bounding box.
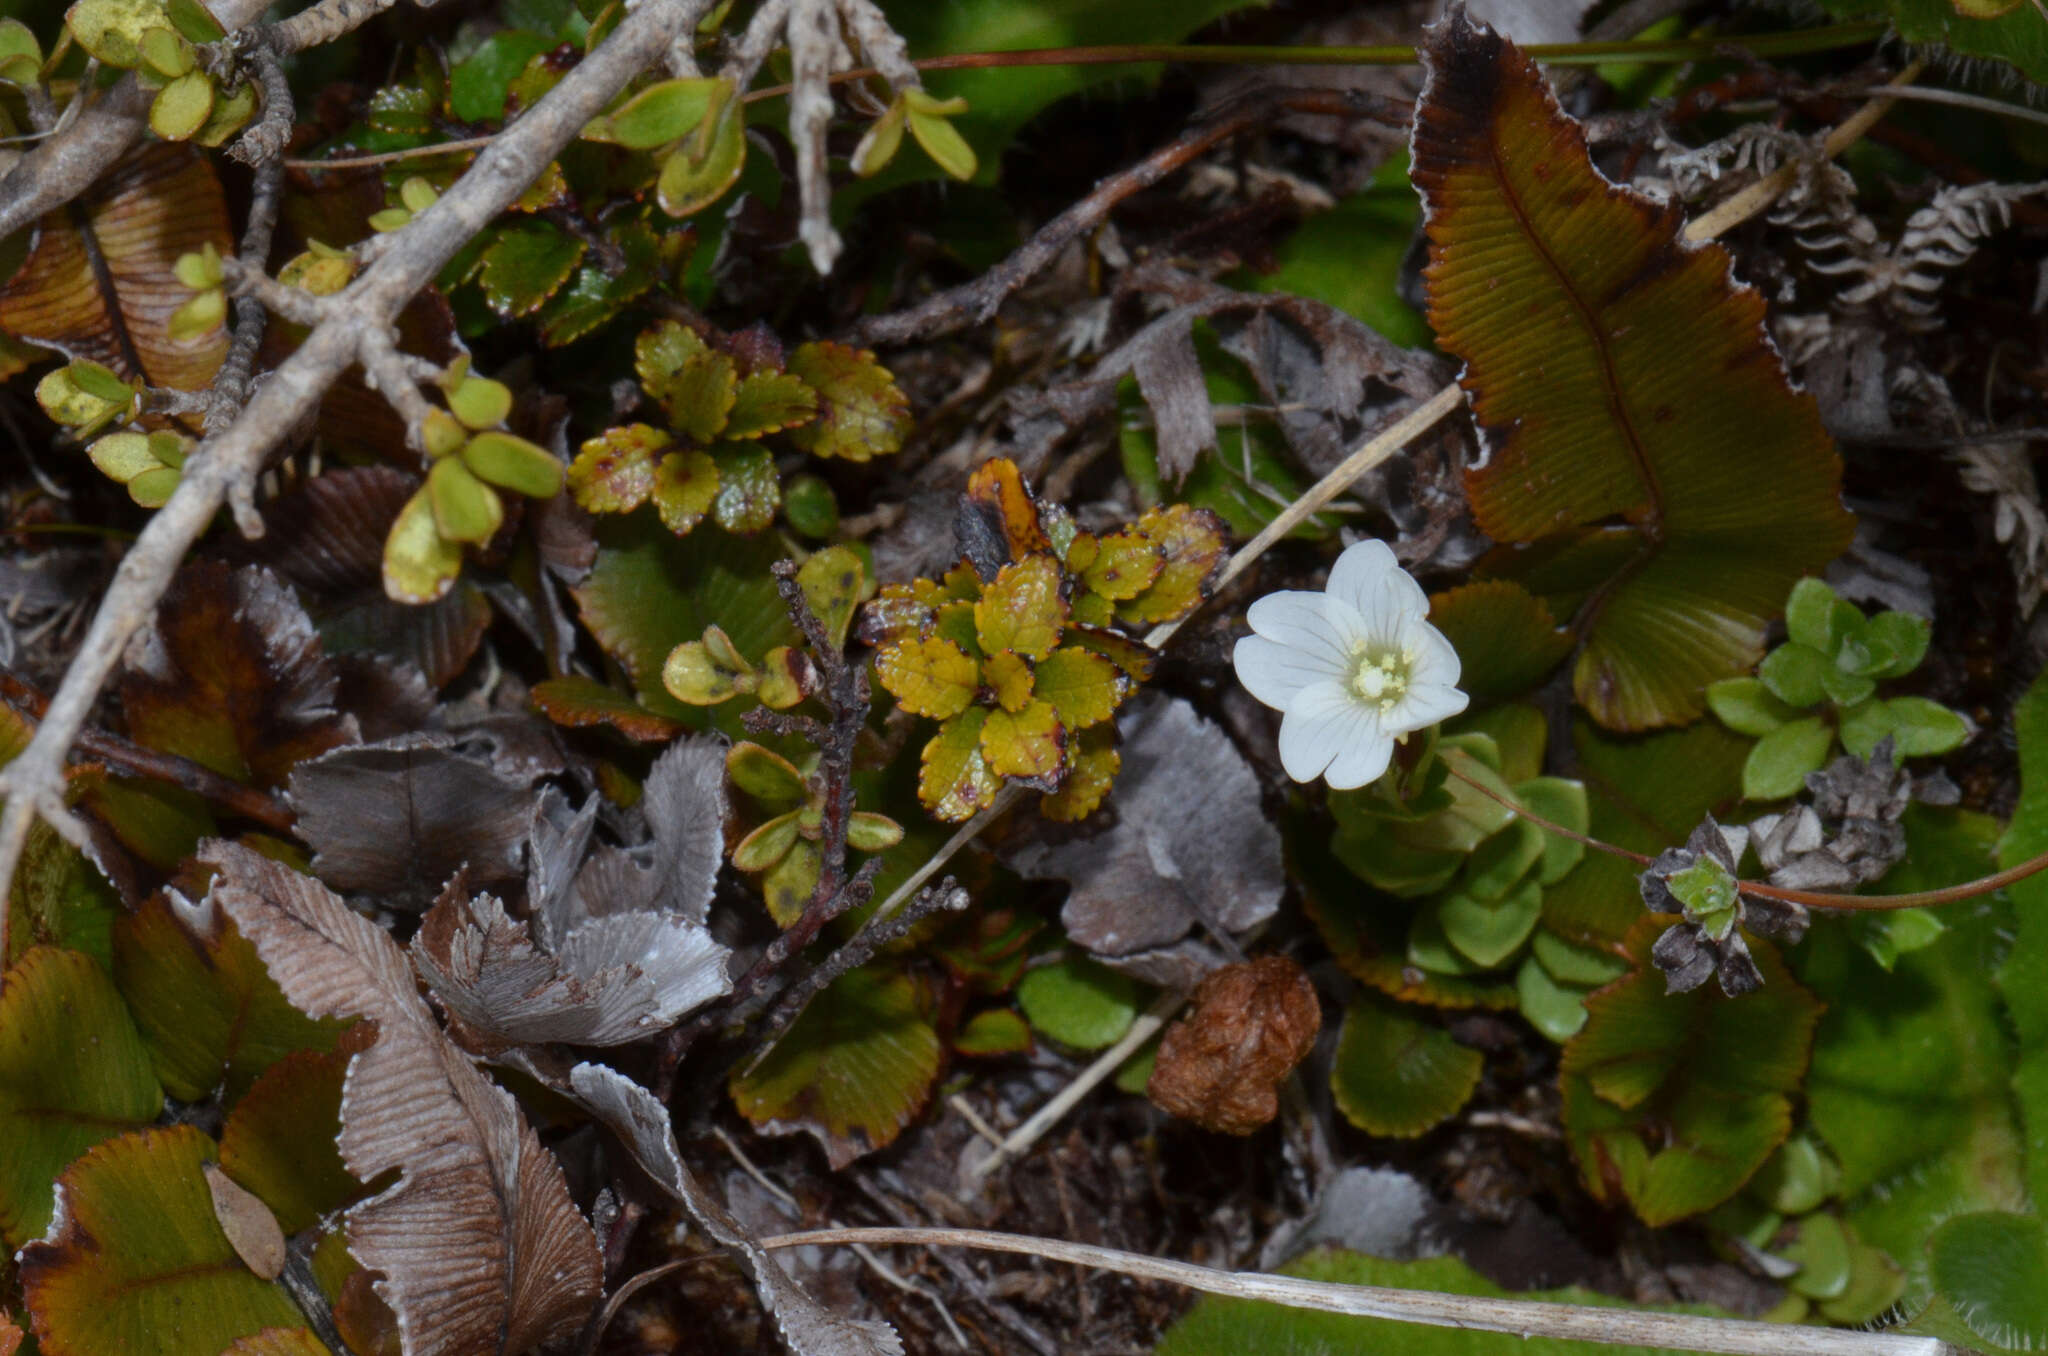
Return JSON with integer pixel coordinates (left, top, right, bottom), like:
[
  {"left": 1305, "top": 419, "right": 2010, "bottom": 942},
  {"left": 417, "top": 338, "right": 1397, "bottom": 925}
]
[{"left": 1349, "top": 646, "right": 1413, "bottom": 714}]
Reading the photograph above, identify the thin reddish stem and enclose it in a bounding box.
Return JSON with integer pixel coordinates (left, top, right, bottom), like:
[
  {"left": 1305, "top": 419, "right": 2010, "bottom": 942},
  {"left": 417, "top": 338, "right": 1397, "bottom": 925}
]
[{"left": 1443, "top": 763, "right": 2048, "bottom": 914}]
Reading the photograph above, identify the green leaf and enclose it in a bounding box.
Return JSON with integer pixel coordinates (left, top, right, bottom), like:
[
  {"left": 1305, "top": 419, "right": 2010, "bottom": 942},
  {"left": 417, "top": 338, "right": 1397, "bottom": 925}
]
[
  {"left": 919, "top": 710, "right": 1001, "bottom": 821},
  {"left": 1463, "top": 818, "right": 1546, "bottom": 901},
  {"left": 537, "top": 219, "right": 664, "bottom": 347},
  {"left": 725, "top": 371, "right": 818, "bottom": 441},
  {"left": 0, "top": 18, "right": 44, "bottom": 83},
  {"left": 66, "top": 0, "right": 168, "bottom": 67},
  {"left": 0, "top": 948, "right": 162, "bottom": 1246},
  {"left": 981, "top": 698, "right": 1064, "bottom": 780},
  {"left": 572, "top": 516, "right": 795, "bottom": 722},
  {"left": 1033, "top": 647, "right": 1124, "bottom": 730},
  {"left": 1866, "top": 609, "right": 1932, "bottom": 678},
  {"left": 1742, "top": 715, "right": 1834, "bottom": 801},
  {"left": 1543, "top": 718, "right": 1747, "bottom": 943},
  {"left": 975, "top": 554, "right": 1067, "bottom": 661},
  {"left": 382, "top": 484, "right": 463, "bottom": 605},
  {"left": 462, "top": 430, "right": 564, "bottom": 499},
  {"left": 5, "top": 819, "right": 121, "bottom": 970},
  {"left": 1747, "top": 1132, "right": 1840, "bottom": 1216},
  {"left": 1848, "top": 695, "right": 1970, "bottom": 759},
  {"left": 427, "top": 455, "right": 504, "bottom": 544},
  {"left": 954, "top": 1008, "right": 1032, "bottom": 1057},
  {"left": 569, "top": 423, "right": 667, "bottom": 514},
  {"left": 1784, "top": 578, "right": 1851, "bottom": 653},
  {"left": 1160, "top": 1249, "right": 1717, "bottom": 1356},
  {"left": 163, "top": 0, "right": 223, "bottom": 43},
  {"left": 1760, "top": 643, "right": 1831, "bottom": 712},
  {"left": 782, "top": 341, "right": 912, "bottom": 462},
  {"left": 729, "top": 964, "right": 939, "bottom": 1169},
  {"left": 1437, "top": 876, "right": 1544, "bottom": 969},
  {"left": 1813, "top": 0, "right": 2048, "bottom": 85},
  {"left": 597, "top": 76, "right": 720, "bottom": 149},
  {"left": 655, "top": 105, "right": 746, "bottom": 217},
  {"left": 1561, "top": 917, "right": 1821, "bottom": 1224},
  {"left": 1783, "top": 1212, "right": 1853, "bottom": 1301},
  {"left": 795, "top": 545, "right": 870, "bottom": 650},
  {"left": 111, "top": 894, "right": 345, "bottom": 1105},
  {"left": 874, "top": 636, "right": 979, "bottom": 720},
  {"left": 529, "top": 675, "right": 684, "bottom": 742},
  {"left": 477, "top": 221, "right": 586, "bottom": 319},
  {"left": 710, "top": 443, "right": 780, "bottom": 534},
  {"left": 1412, "top": 18, "right": 1851, "bottom": 731},
  {"left": 1329, "top": 994, "right": 1483, "bottom": 1137},
  {"left": 647, "top": 446, "right": 722, "bottom": 534},
  {"left": 1427, "top": 580, "right": 1573, "bottom": 702},
  {"left": 1705, "top": 677, "right": 1799, "bottom": 737},
  {"left": 1017, "top": 956, "right": 1139, "bottom": 1050},
  {"left": 727, "top": 741, "right": 808, "bottom": 807},
  {"left": 2001, "top": 669, "right": 2048, "bottom": 1209},
  {"left": 904, "top": 93, "right": 978, "bottom": 180},
  {"left": 217, "top": 1047, "right": 360, "bottom": 1234},
  {"left": 17, "top": 1125, "right": 305, "bottom": 1353},
  {"left": 449, "top": 30, "right": 555, "bottom": 122},
  {"left": 1927, "top": 1211, "right": 2048, "bottom": 1350},
  {"left": 783, "top": 474, "right": 839, "bottom": 538},
  {"left": 1516, "top": 955, "right": 1590, "bottom": 1042},
  {"left": 149, "top": 70, "right": 214, "bottom": 141}
]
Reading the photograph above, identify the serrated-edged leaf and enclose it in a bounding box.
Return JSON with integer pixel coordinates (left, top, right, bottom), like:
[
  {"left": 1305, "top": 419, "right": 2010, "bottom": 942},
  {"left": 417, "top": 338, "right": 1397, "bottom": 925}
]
[
  {"left": 1033, "top": 647, "right": 1123, "bottom": 730},
  {"left": 18, "top": 1125, "right": 306, "bottom": 1354},
  {"left": 448, "top": 28, "right": 553, "bottom": 122},
  {"left": 531, "top": 675, "right": 684, "bottom": 742},
  {"left": 1412, "top": 15, "right": 1851, "bottom": 731},
  {"left": 1815, "top": 0, "right": 2048, "bottom": 86},
  {"left": 725, "top": 371, "right": 819, "bottom": 440},
  {"left": 1927, "top": 1211, "right": 2048, "bottom": 1350},
  {"left": 218, "top": 1046, "right": 361, "bottom": 1235},
  {"left": 202, "top": 844, "right": 603, "bottom": 1355},
  {"left": 919, "top": 710, "right": 1001, "bottom": 821},
  {"left": 0, "top": 948, "right": 162, "bottom": 1246},
  {"left": 710, "top": 443, "right": 780, "bottom": 534},
  {"left": 0, "top": 144, "right": 231, "bottom": 390},
  {"left": 730, "top": 964, "right": 940, "bottom": 1170},
  {"left": 1016, "top": 956, "right": 1138, "bottom": 1051},
  {"left": 1429, "top": 579, "right": 1573, "bottom": 702},
  {"left": 5, "top": 820, "right": 121, "bottom": 970},
  {"left": 111, "top": 893, "right": 346, "bottom": 1105},
  {"left": 975, "top": 554, "right": 1066, "bottom": 661},
  {"left": 118, "top": 561, "right": 356, "bottom": 787},
  {"left": 1041, "top": 724, "right": 1120, "bottom": 823},
  {"left": 874, "top": 636, "right": 979, "bottom": 719},
  {"left": 477, "top": 221, "right": 585, "bottom": 319},
  {"left": 783, "top": 341, "right": 912, "bottom": 462},
  {"left": 1560, "top": 916, "right": 1820, "bottom": 1224},
  {"left": 659, "top": 349, "right": 738, "bottom": 443},
  {"left": 981, "top": 698, "right": 1064, "bottom": 780},
  {"left": 538, "top": 219, "right": 664, "bottom": 347},
  {"left": 572, "top": 516, "right": 796, "bottom": 722},
  {"left": 570, "top": 422, "right": 667, "bottom": 514},
  {"left": 1329, "top": 994, "right": 1482, "bottom": 1138}
]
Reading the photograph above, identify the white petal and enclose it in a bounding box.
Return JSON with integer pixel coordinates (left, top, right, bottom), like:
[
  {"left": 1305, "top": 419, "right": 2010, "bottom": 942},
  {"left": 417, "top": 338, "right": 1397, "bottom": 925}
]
[
  {"left": 1278, "top": 682, "right": 1387, "bottom": 788},
  {"left": 1328, "top": 539, "right": 1428, "bottom": 640},
  {"left": 1394, "top": 682, "right": 1470, "bottom": 732},
  {"left": 1322, "top": 717, "right": 1396, "bottom": 789},
  {"left": 1246, "top": 592, "right": 1356, "bottom": 690},
  {"left": 1234, "top": 633, "right": 1347, "bottom": 712},
  {"left": 1405, "top": 619, "right": 1464, "bottom": 688}
]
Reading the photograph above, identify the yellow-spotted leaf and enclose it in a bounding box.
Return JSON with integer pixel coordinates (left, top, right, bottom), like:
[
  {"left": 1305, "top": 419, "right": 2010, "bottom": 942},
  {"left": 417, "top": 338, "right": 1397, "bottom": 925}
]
[
  {"left": 875, "top": 636, "right": 979, "bottom": 719},
  {"left": 20, "top": 1125, "right": 306, "bottom": 1355},
  {"left": 652, "top": 449, "right": 719, "bottom": 535},
  {"left": 975, "top": 554, "right": 1066, "bottom": 661},
  {"left": 730, "top": 964, "right": 940, "bottom": 1169},
  {"left": 569, "top": 423, "right": 668, "bottom": 514},
  {"left": 1412, "top": 14, "right": 1852, "bottom": 730},
  {"left": 1079, "top": 528, "right": 1163, "bottom": 602},
  {"left": 920, "top": 709, "right": 1002, "bottom": 821}
]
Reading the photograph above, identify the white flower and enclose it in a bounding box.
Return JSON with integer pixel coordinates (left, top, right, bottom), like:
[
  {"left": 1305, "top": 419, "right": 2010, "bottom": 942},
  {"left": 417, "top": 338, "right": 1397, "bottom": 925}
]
[{"left": 1232, "top": 540, "right": 1469, "bottom": 790}]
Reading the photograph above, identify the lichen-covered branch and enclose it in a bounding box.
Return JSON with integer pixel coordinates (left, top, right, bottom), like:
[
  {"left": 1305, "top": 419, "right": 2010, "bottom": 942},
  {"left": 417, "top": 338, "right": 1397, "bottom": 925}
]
[{"left": 0, "top": 0, "right": 718, "bottom": 962}]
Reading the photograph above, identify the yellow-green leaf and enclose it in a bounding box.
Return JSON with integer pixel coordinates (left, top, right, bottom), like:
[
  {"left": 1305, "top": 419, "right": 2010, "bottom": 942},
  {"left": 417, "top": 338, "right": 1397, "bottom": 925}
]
[
  {"left": 782, "top": 341, "right": 912, "bottom": 462},
  {"left": 461, "top": 430, "right": 563, "bottom": 499},
  {"left": 426, "top": 456, "right": 504, "bottom": 544},
  {"left": 982, "top": 698, "right": 1064, "bottom": 779},
  {"left": 975, "top": 554, "right": 1066, "bottom": 661},
  {"left": 874, "top": 636, "right": 979, "bottom": 719},
  {"left": 1033, "top": 647, "right": 1123, "bottom": 730},
  {"left": 656, "top": 106, "right": 746, "bottom": 218},
  {"left": 569, "top": 423, "right": 667, "bottom": 514},
  {"left": 149, "top": 70, "right": 216, "bottom": 141},
  {"left": 920, "top": 710, "right": 1001, "bottom": 821},
  {"left": 651, "top": 449, "right": 718, "bottom": 535},
  {"left": 382, "top": 485, "right": 463, "bottom": 604}
]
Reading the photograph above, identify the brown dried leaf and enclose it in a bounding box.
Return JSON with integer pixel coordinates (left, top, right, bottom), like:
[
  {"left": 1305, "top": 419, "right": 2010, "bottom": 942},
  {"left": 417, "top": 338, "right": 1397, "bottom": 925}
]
[
  {"left": 0, "top": 144, "right": 231, "bottom": 390},
  {"left": 1148, "top": 956, "right": 1322, "bottom": 1134},
  {"left": 203, "top": 842, "right": 603, "bottom": 1355},
  {"left": 288, "top": 732, "right": 541, "bottom": 908},
  {"left": 202, "top": 1162, "right": 287, "bottom": 1281},
  {"left": 118, "top": 562, "right": 358, "bottom": 788},
  {"left": 1006, "top": 697, "right": 1280, "bottom": 958}
]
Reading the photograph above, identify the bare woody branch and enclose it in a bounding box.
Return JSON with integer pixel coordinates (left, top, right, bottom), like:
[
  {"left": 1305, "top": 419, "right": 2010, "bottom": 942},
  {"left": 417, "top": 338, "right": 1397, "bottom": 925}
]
[{"left": 0, "top": 0, "right": 719, "bottom": 962}]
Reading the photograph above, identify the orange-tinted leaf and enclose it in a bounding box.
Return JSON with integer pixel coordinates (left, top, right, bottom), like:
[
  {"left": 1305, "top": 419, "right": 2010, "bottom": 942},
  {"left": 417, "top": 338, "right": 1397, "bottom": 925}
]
[
  {"left": 730, "top": 964, "right": 939, "bottom": 1169},
  {"left": 1429, "top": 579, "right": 1573, "bottom": 701},
  {"left": 1117, "top": 504, "right": 1227, "bottom": 627},
  {"left": 0, "top": 144, "right": 230, "bottom": 391},
  {"left": 1040, "top": 724, "right": 1119, "bottom": 823},
  {"left": 530, "top": 675, "right": 685, "bottom": 741},
  {"left": 219, "top": 1330, "right": 332, "bottom": 1356},
  {"left": 1148, "top": 957, "right": 1320, "bottom": 1135},
  {"left": 19, "top": 1126, "right": 305, "bottom": 1355},
  {"left": 960, "top": 457, "right": 1049, "bottom": 570},
  {"left": 111, "top": 892, "right": 347, "bottom": 1104},
  {"left": 1412, "top": 14, "right": 1852, "bottom": 730},
  {"left": 477, "top": 221, "right": 585, "bottom": 319},
  {"left": 118, "top": 561, "right": 357, "bottom": 787},
  {"left": 782, "top": 341, "right": 911, "bottom": 462},
  {"left": 569, "top": 423, "right": 667, "bottom": 515},
  {"left": 1079, "top": 528, "right": 1163, "bottom": 602},
  {"left": 0, "top": 948, "right": 161, "bottom": 1247}
]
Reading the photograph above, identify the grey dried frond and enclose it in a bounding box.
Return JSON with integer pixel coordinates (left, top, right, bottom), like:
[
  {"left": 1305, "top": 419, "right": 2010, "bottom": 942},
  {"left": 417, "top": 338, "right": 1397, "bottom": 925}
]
[
  {"left": 1953, "top": 441, "right": 2048, "bottom": 615},
  {"left": 1828, "top": 181, "right": 2047, "bottom": 328}
]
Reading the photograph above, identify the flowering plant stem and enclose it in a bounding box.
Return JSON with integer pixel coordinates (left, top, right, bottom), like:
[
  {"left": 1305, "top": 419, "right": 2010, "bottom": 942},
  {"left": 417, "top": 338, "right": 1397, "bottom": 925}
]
[{"left": 1445, "top": 762, "right": 2048, "bottom": 912}]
